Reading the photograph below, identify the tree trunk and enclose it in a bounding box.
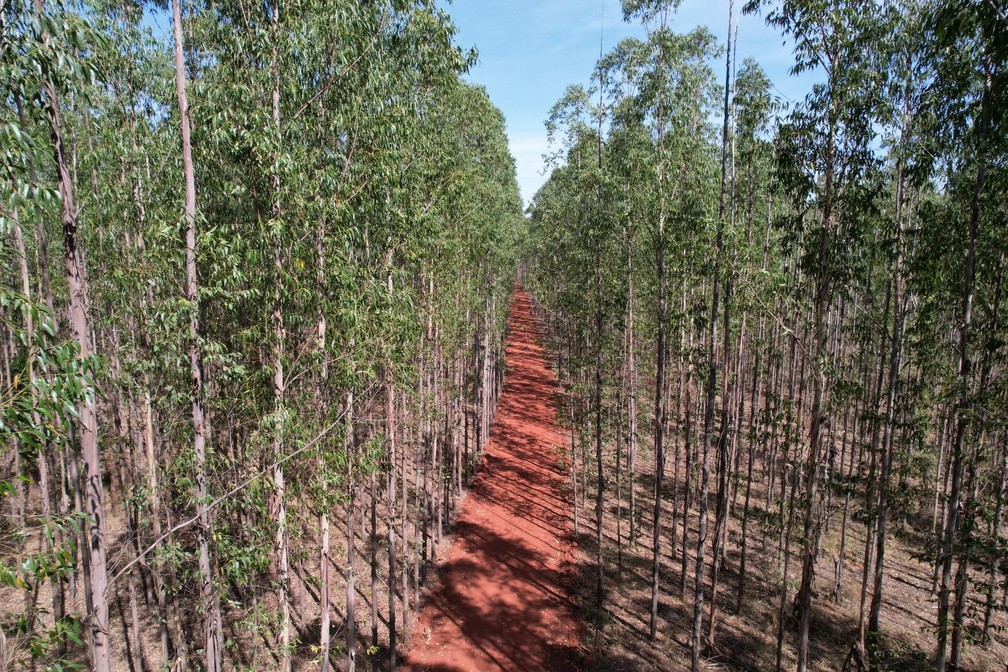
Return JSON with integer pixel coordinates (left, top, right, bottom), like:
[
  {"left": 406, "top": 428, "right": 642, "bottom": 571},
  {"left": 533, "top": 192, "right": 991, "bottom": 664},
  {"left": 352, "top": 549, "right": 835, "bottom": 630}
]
[
  {"left": 387, "top": 367, "right": 398, "bottom": 671},
  {"left": 171, "top": 1, "right": 221, "bottom": 667},
  {"left": 627, "top": 252, "right": 638, "bottom": 549},
  {"left": 594, "top": 250, "right": 605, "bottom": 612},
  {"left": 867, "top": 182, "right": 909, "bottom": 666},
  {"left": 796, "top": 99, "right": 838, "bottom": 672},
  {"left": 984, "top": 432, "right": 1006, "bottom": 639},
  {"left": 695, "top": 5, "right": 732, "bottom": 661},
  {"left": 649, "top": 216, "right": 666, "bottom": 642},
  {"left": 346, "top": 389, "right": 357, "bottom": 672},
  {"left": 35, "top": 0, "right": 110, "bottom": 667},
  {"left": 936, "top": 75, "right": 989, "bottom": 672}
]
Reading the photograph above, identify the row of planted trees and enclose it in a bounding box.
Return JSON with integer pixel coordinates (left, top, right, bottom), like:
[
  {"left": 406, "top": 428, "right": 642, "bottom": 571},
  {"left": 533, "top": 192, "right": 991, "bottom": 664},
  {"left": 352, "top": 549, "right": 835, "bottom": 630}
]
[
  {"left": 526, "top": 0, "right": 1007, "bottom": 670},
  {"left": 0, "top": 1, "right": 524, "bottom": 670}
]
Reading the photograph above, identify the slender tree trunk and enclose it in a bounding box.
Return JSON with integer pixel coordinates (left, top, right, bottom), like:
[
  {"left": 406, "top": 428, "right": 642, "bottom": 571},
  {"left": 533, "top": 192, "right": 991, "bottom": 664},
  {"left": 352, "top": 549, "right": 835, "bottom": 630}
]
[
  {"left": 396, "top": 395, "right": 407, "bottom": 631},
  {"left": 650, "top": 213, "right": 666, "bottom": 642},
  {"left": 594, "top": 251, "right": 605, "bottom": 612},
  {"left": 171, "top": 1, "right": 220, "bottom": 668},
  {"left": 694, "top": 5, "right": 732, "bottom": 662},
  {"left": 317, "top": 226, "right": 331, "bottom": 671},
  {"left": 950, "top": 453, "right": 981, "bottom": 671},
  {"left": 680, "top": 328, "right": 694, "bottom": 599},
  {"left": 347, "top": 488, "right": 357, "bottom": 672},
  {"left": 268, "top": 2, "right": 291, "bottom": 668},
  {"left": 936, "top": 75, "right": 989, "bottom": 672},
  {"left": 951, "top": 247, "right": 1003, "bottom": 668},
  {"left": 627, "top": 252, "right": 638, "bottom": 548},
  {"left": 867, "top": 191, "right": 909, "bottom": 666},
  {"left": 707, "top": 277, "right": 733, "bottom": 645},
  {"left": 13, "top": 212, "right": 67, "bottom": 637},
  {"left": 736, "top": 316, "right": 762, "bottom": 613},
  {"left": 984, "top": 432, "right": 1006, "bottom": 639},
  {"left": 320, "top": 500, "right": 331, "bottom": 670},
  {"left": 932, "top": 407, "right": 951, "bottom": 594},
  {"left": 775, "top": 464, "right": 798, "bottom": 672},
  {"left": 571, "top": 390, "right": 579, "bottom": 537},
  {"left": 34, "top": 0, "right": 110, "bottom": 667},
  {"left": 616, "top": 390, "right": 624, "bottom": 575},
  {"left": 371, "top": 466, "right": 379, "bottom": 649},
  {"left": 346, "top": 389, "right": 357, "bottom": 672},
  {"left": 796, "top": 106, "right": 838, "bottom": 672},
  {"left": 977, "top": 256, "right": 1006, "bottom": 640},
  {"left": 387, "top": 363, "right": 398, "bottom": 671}
]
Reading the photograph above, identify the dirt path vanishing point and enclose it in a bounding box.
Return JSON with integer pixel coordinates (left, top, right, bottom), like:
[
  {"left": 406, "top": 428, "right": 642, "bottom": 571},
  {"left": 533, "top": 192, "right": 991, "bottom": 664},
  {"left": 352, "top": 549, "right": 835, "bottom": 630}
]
[{"left": 404, "top": 288, "right": 581, "bottom": 672}]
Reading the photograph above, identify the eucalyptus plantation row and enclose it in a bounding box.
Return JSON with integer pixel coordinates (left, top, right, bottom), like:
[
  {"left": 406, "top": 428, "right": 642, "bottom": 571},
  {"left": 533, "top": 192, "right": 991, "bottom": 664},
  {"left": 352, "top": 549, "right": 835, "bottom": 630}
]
[
  {"left": 525, "top": 0, "right": 1007, "bottom": 670},
  {"left": 0, "top": 1, "right": 524, "bottom": 670}
]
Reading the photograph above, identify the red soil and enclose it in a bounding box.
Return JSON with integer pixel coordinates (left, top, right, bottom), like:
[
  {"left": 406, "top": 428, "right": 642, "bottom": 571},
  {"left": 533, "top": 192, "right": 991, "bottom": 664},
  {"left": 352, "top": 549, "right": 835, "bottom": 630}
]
[{"left": 403, "top": 289, "right": 582, "bottom": 672}]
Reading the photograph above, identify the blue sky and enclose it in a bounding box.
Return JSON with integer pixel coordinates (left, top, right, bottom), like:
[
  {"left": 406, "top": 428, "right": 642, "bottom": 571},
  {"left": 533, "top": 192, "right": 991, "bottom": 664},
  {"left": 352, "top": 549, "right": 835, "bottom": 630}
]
[
  {"left": 441, "top": 0, "right": 817, "bottom": 207},
  {"left": 144, "top": 1, "right": 816, "bottom": 207}
]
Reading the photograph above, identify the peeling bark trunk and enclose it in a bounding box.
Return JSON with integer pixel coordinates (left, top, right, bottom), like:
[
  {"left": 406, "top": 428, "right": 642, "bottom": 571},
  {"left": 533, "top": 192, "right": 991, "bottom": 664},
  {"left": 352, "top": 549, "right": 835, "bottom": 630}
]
[{"left": 34, "top": 0, "right": 110, "bottom": 667}]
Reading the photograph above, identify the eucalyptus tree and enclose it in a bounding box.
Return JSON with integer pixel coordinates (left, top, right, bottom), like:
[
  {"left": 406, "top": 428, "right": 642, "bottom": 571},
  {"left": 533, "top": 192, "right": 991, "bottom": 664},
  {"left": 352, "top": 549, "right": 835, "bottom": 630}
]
[
  {"left": 0, "top": 0, "right": 527, "bottom": 669},
  {"left": 727, "top": 56, "right": 776, "bottom": 616},
  {"left": 544, "top": 77, "right": 617, "bottom": 615},
  {"left": 620, "top": 5, "right": 677, "bottom": 641},
  {"left": 70, "top": 5, "right": 182, "bottom": 661},
  {"left": 0, "top": 6, "right": 100, "bottom": 662},
  {"left": 924, "top": 2, "right": 1008, "bottom": 668},
  {"left": 12, "top": 1, "right": 114, "bottom": 668},
  {"left": 616, "top": 3, "right": 721, "bottom": 641},
  {"left": 525, "top": 0, "right": 1008, "bottom": 670},
  {"left": 745, "top": 1, "right": 889, "bottom": 668},
  {"left": 601, "top": 38, "right": 657, "bottom": 556},
  {"left": 857, "top": 4, "right": 937, "bottom": 663},
  {"left": 166, "top": 0, "right": 224, "bottom": 668},
  {"left": 182, "top": 3, "right": 297, "bottom": 665},
  {"left": 694, "top": 1, "right": 736, "bottom": 663}
]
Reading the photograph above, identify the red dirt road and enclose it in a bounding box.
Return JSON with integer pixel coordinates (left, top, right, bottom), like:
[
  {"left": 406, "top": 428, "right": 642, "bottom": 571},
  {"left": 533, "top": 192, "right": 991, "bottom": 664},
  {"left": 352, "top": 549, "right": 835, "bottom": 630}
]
[{"left": 404, "top": 289, "right": 581, "bottom": 672}]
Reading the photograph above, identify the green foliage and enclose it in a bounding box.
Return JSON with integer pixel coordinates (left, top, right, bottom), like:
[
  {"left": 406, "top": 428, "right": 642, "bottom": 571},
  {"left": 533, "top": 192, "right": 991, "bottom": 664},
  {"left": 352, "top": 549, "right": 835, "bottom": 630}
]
[
  {"left": 0, "top": 0, "right": 524, "bottom": 668},
  {"left": 530, "top": 0, "right": 1008, "bottom": 667},
  {"left": 3, "top": 0, "right": 1006, "bottom": 668}
]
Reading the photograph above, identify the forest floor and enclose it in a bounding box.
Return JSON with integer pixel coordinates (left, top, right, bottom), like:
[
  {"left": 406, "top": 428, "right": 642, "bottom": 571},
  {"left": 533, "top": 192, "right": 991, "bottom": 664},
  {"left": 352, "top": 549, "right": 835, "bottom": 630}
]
[
  {"left": 565, "top": 411, "right": 1008, "bottom": 672},
  {"left": 403, "top": 290, "right": 582, "bottom": 672},
  {"left": 6, "top": 288, "right": 1005, "bottom": 672}
]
